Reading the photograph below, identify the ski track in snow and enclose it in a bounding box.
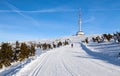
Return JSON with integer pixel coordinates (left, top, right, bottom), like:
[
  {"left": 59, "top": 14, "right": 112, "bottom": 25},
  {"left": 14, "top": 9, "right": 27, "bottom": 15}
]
[
  {"left": 14, "top": 42, "right": 120, "bottom": 76},
  {"left": 30, "top": 53, "right": 50, "bottom": 76}
]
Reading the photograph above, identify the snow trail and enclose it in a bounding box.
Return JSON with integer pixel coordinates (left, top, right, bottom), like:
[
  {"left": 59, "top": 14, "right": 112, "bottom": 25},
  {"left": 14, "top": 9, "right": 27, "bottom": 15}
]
[{"left": 15, "top": 43, "right": 120, "bottom": 76}]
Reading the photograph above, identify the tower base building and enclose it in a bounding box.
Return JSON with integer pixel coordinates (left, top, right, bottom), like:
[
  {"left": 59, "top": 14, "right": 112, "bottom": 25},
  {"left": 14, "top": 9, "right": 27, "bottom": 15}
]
[{"left": 76, "top": 31, "right": 84, "bottom": 36}]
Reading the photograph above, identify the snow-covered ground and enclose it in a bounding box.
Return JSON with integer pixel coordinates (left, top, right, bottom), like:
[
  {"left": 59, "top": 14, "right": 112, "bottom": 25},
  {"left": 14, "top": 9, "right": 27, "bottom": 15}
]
[
  {"left": 87, "top": 42, "right": 120, "bottom": 57},
  {"left": 0, "top": 35, "right": 120, "bottom": 76},
  {"left": 15, "top": 42, "right": 120, "bottom": 76}
]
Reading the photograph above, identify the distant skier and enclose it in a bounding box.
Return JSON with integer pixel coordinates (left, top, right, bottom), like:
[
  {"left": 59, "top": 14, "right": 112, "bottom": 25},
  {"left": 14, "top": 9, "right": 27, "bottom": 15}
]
[{"left": 71, "top": 43, "right": 73, "bottom": 48}]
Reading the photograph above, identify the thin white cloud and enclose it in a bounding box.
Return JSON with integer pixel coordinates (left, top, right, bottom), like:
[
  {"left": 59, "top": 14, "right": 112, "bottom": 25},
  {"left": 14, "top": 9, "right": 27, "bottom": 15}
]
[
  {"left": 0, "top": 8, "right": 120, "bottom": 13},
  {"left": 4, "top": 1, "right": 40, "bottom": 26},
  {"left": 27, "top": 8, "right": 77, "bottom": 13},
  {"left": 0, "top": 8, "right": 77, "bottom": 13}
]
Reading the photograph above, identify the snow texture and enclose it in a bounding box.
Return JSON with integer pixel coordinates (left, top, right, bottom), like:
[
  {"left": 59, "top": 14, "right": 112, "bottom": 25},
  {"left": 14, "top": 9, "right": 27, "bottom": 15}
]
[
  {"left": 0, "top": 35, "right": 120, "bottom": 76},
  {"left": 15, "top": 43, "right": 120, "bottom": 76}
]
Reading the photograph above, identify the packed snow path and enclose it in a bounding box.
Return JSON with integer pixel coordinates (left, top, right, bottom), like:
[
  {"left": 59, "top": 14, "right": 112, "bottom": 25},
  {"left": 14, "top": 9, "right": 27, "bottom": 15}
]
[{"left": 15, "top": 43, "right": 120, "bottom": 76}]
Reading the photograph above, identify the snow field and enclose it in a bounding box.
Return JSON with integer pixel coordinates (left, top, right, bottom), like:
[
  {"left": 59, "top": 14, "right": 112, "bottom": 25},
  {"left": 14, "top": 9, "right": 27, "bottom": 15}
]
[{"left": 15, "top": 42, "right": 120, "bottom": 76}]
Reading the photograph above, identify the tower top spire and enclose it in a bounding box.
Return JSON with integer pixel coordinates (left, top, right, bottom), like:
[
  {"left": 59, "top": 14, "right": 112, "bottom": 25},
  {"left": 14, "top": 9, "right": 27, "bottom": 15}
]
[
  {"left": 76, "top": 8, "right": 84, "bottom": 36},
  {"left": 79, "top": 8, "right": 82, "bottom": 20},
  {"left": 79, "top": 8, "right": 82, "bottom": 32}
]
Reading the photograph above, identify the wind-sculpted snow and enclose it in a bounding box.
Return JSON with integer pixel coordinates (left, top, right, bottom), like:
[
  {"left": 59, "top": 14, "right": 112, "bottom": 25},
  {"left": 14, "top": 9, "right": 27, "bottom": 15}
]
[
  {"left": 81, "top": 43, "right": 120, "bottom": 66},
  {"left": 14, "top": 43, "right": 120, "bottom": 76},
  {"left": 0, "top": 58, "right": 33, "bottom": 76}
]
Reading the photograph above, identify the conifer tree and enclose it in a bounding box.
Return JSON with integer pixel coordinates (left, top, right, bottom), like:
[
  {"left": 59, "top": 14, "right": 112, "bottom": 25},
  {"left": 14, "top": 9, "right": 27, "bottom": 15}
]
[
  {"left": 29, "top": 45, "right": 35, "bottom": 56},
  {"left": 0, "top": 43, "right": 13, "bottom": 67},
  {"left": 64, "top": 40, "right": 69, "bottom": 45},
  {"left": 14, "top": 41, "right": 20, "bottom": 61},
  {"left": 19, "top": 43, "right": 29, "bottom": 61}
]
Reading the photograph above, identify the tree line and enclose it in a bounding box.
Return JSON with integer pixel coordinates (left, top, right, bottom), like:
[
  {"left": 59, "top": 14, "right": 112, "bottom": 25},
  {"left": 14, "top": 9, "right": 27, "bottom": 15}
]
[
  {"left": 82, "top": 32, "right": 120, "bottom": 57},
  {"left": 82, "top": 32, "right": 120, "bottom": 44},
  {"left": 91, "top": 32, "right": 120, "bottom": 43},
  {"left": 0, "top": 41, "right": 35, "bottom": 69},
  {"left": 37, "top": 40, "right": 69, "bottom": 50},
  {"left": 0, "top": 40, "right": 69, "bottom": 69}
]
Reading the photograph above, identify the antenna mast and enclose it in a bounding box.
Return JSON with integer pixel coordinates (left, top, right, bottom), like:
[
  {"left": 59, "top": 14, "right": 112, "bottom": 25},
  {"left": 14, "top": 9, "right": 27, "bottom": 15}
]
[{"left": 79, "top": 9, "right": 82, "bottom": 32}]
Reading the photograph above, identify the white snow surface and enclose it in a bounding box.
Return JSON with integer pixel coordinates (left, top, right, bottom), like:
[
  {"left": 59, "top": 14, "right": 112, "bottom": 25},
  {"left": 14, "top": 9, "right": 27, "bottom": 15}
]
[
  {"left": 15, "top": 43, "right": 120, "bottom": 75},
  {"left": 1, "top": 35, "right": 120, "bottom": 76}
]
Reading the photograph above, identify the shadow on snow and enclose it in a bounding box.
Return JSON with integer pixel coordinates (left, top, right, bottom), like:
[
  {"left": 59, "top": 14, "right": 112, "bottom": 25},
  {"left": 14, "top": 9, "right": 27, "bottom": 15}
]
[{"left": 80, "top": 43, "right": 120, "bottom": 66}]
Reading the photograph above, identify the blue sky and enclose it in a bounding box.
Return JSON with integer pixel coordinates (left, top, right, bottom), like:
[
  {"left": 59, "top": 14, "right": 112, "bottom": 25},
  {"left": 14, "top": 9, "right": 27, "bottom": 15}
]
[{"left": 0, "top": 0, "right": 120, "bottom": 41}]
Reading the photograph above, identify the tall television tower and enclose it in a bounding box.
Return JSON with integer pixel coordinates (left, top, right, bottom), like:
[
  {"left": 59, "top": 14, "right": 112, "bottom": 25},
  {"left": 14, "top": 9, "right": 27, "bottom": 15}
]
[
  {"left": 79, "top": 9, "right": 82, "bottom": 32},
  {"left": 76, "top": 9, "right": 84, "bottom": 36}
]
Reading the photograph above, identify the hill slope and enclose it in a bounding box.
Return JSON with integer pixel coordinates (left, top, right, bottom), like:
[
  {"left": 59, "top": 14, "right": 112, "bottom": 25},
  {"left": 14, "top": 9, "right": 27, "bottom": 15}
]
[{"left": 15, "top": 42, "right": 120, "bottom": 76}]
